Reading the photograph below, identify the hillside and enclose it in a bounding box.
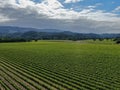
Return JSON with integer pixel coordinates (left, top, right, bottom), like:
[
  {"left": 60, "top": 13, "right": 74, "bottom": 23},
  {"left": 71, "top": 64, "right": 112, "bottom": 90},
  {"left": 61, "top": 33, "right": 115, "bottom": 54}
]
[{"left": 0, "top": 26, "right": 120, "bottom": 40}]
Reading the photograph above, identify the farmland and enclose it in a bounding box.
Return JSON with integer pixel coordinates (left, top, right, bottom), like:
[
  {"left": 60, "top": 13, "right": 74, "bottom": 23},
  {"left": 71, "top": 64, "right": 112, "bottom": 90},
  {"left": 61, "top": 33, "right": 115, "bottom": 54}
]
[{"left": 0, "top": 40, "right": 120, "bottom": 90}]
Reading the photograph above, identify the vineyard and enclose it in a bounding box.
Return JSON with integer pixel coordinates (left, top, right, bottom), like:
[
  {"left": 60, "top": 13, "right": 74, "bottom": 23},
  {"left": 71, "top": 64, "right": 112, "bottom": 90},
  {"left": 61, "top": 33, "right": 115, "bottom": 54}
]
[{"left": 0, "top": 41, "right": 120, "bottom": 90}]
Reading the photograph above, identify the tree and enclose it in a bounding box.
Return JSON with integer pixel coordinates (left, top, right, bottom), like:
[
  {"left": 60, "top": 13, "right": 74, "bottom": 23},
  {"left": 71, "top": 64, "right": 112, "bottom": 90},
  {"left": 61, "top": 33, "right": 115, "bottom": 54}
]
[{"left": 116, "top": 40, "right": 120, "bottom": 44}]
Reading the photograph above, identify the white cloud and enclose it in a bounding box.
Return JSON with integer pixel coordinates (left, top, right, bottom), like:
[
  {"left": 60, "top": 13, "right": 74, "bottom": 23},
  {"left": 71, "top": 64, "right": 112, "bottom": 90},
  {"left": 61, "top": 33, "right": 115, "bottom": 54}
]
[
  {"left": 114, "top": 6, "right": 120, "bottom": 11},
  {"left": 0, "top": 14, "right": 15, "bottom": 22},
  {"left": 0, "top": 0, "right": 120, "bottom": 33},
  {"left": 41, "top": 0, "right": 63, "bottom": 9},
  {"left": 0, "top": 0, "right": 119, "bottom": 21},
  {"left": 79, "top": 9, "right": 120, "bottom": 22},
  {"left": 64, "top": 0, "right": 83, "bottom": 3}
]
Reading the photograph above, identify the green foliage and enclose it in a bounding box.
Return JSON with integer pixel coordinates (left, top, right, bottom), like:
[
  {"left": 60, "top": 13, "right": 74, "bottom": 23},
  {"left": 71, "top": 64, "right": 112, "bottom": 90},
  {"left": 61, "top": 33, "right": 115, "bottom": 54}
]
[
  {"left": 0, "top": 41, "right": 120, "bottom": 89},
  {"left": 116, "top": 40, "right": 120, "bottom": 44}
]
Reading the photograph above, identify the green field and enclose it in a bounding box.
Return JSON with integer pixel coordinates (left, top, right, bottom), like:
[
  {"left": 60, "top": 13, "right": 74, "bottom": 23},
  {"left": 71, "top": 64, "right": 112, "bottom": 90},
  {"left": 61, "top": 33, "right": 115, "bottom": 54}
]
[{"left": 0, "top": 41, "right": 120, "bottom": 90}]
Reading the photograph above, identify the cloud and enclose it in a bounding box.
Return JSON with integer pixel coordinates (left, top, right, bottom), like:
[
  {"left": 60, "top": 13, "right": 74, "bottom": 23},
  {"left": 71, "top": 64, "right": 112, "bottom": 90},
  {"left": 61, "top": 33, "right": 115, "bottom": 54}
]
[
  {"left": 0, "top": 0, "right": 120, "bottom": 33},
  {"left": 114, "top": 6, "right": 120, "bottom": 12},
  {"left": 64, "top": 0, "right": 83, "bottom": 3},
  {"left": 0, "top": 14, "right": 15, "bottom": 22}
]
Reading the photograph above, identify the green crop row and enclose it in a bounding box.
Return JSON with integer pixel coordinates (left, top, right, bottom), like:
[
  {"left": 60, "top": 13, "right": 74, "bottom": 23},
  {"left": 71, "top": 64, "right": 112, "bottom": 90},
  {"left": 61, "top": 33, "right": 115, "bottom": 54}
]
[{"left": 0, "top": 41, "right": 120, "bottom": 90}]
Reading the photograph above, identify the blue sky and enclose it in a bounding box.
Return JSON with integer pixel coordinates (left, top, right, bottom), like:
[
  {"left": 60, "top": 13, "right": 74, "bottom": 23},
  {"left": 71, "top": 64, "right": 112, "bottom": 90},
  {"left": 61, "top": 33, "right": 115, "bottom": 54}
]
[
  {"left": 0, "top": 0, "right": 120, "bottom": 33},
  {"left": 33, "top": 0, "right": 120, "bottom": 13},
  {"left": 76, "top": 0, "right": 120, "bottom": 12}
]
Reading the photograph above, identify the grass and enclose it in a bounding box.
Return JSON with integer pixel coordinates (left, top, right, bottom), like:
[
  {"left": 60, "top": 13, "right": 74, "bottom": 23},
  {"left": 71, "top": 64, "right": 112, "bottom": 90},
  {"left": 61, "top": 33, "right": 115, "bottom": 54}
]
[{"left": 0, "top": 40, "right": 120, "bottom": 90}]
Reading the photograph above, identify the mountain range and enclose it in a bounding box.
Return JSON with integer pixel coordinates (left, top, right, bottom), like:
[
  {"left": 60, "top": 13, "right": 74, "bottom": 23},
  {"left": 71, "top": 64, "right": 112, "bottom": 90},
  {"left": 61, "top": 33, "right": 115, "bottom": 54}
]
[
  {"left": 0, "top": 26, "right": 120, "bottom": 40},
  {"left": 0, "top": 26, "right": 62, "bottom": 34}
]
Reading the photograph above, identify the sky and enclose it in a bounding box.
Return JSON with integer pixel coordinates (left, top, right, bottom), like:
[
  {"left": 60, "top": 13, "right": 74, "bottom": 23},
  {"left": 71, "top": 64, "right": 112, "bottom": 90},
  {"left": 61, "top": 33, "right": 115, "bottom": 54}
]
[{"left": 0, "top": 0, "right": 120, "bottom": 33}]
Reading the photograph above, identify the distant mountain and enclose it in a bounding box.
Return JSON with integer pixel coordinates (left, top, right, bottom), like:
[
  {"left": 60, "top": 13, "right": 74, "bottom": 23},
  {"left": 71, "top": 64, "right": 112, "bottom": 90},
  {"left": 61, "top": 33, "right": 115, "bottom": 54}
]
[
  {"left": 0, "top": 26, "right": 62, "bottom": 34},
  {"left": 0, "top": 26, "right": 120, "bottom": 40}
]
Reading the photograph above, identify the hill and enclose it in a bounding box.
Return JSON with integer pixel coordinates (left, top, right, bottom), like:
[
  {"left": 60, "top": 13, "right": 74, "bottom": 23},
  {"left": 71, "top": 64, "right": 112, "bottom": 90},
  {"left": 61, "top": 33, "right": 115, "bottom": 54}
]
[
  {"left": 0, "top": 26, "right": 62, "bottom": 34},
  {"left": 0, "top": 26, "right": 120, "bottom": 40}
]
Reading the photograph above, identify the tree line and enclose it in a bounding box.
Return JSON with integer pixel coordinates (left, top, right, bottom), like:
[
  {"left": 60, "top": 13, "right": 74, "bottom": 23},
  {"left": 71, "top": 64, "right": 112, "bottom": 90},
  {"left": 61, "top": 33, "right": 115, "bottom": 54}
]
[{"left": 0, "top": 31, "right": 120, "bottom": 44}]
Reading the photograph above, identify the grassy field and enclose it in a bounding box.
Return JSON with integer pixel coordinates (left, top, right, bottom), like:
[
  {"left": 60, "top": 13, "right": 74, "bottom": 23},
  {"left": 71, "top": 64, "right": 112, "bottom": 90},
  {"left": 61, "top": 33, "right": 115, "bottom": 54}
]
[{"left": 0, "top": 40, "right": 120, "bottom": 90}]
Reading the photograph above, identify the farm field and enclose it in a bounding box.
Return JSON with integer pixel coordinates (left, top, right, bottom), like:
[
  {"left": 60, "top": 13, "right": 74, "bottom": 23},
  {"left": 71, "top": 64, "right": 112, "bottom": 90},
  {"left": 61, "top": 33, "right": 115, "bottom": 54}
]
[{"left": 0, "top": 40, "right": 120, "bottom": 90}]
